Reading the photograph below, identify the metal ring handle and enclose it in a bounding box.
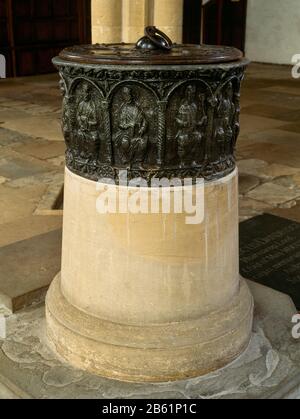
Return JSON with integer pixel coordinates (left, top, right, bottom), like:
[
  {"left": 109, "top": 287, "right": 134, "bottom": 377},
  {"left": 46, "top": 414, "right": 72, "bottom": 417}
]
[{"left": 144, "top": 26, "right": 173, "bottom": 51}]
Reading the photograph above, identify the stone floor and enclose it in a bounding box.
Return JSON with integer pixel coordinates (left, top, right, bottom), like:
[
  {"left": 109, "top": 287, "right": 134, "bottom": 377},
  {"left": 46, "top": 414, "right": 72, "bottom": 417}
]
[
  {"left": 238, "top": 63, "right": 300, "bottom": 222},
  {"left": 0, "top": 73, "right": 64, "bottom": 313}
]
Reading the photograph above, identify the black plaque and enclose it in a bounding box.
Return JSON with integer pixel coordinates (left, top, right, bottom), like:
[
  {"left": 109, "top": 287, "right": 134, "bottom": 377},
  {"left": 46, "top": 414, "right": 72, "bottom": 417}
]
[{"left": 239, "top": 213, "right": 300, "bottom": 310}]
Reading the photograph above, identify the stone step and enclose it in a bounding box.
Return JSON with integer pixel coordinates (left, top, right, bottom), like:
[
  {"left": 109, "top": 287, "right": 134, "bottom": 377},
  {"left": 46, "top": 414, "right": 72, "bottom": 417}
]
[{"left": 0, "top": 228, "right": 62, "bottom": 313}]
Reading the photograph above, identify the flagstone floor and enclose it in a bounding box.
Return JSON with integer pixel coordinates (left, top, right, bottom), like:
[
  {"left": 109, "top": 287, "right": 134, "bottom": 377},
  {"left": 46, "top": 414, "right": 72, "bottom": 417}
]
[
  {"left": 0, "top": 63, "right": 300, "bottom": 313},
  {"left": 237, "top": 63, "right": 300, "bottom": 222}
]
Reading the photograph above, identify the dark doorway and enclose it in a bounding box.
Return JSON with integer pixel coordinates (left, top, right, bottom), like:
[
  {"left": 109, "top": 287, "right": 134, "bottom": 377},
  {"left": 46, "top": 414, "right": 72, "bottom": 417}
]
[
  {"left": 0, "top": 0, "right": 91, "bottom": 77},
  {"left": 202, "top": 0, "right": 248, "bottom": 52}
]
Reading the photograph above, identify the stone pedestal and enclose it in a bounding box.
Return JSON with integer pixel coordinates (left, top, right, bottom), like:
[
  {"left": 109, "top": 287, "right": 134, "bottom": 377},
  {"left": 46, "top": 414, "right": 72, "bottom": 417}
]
[
  {"left": 47, "top": 35, "right": 252, "bottom": 382},
  {"left": 46, "top": 168, "right": 253, "bottom": 382}
]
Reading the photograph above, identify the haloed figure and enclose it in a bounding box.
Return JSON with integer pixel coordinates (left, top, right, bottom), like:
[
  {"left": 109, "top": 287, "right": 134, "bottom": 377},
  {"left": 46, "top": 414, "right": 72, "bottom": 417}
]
[
  {"left": 215, "top": 82, "right": 235, "bottom": 158},
  {"left": 114, "top": 87, "right": 148, "bottom": 168},
  {"left": 77, "top": 83, "right": 99, "bottom": 157},
  {"left": 176, "top": 85, "right": 202, "bottom": 168}
]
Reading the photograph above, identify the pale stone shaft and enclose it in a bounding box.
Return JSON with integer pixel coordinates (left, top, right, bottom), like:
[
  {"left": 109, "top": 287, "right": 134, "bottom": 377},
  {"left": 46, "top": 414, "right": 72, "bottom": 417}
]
[
  {"left": 122, "top": 0, "right": 149, "bottom": 43},
  {"left": 92, "top": 0, "right": 184, "bottom": 44},
  {"left": 61, "top": 170, "right": 240, "bottom": 324},
  {"left": 92, "top": 0, "right": 122, "bottom": 43},
  {"left": 153, "top": 0, "right": 184, "bottom": 43},
  {"left": 46, "top": 168, "right": 253, "bottom": 382}
]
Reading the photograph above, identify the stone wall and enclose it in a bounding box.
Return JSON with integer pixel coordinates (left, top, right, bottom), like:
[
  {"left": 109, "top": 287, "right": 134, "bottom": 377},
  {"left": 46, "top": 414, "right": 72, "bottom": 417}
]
[{"left": 245, "top": 0, "right": 300, "bottom": 65}]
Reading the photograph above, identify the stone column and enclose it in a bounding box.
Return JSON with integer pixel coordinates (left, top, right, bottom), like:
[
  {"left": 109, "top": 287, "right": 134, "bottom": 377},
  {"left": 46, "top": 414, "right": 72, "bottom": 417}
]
[
  {"left": 122, "top": 0, "right": 150, "bottom": 43},
  {"left": 153, "top": 0, "right": 184, "bottom": 43},
  {"left": 47, "top": 169, "right": 253, "bottom": 382},
  {"left": 92, "top": 0, "right": 122, "bottom": 43},
  {"left": 92, "top": 0, "right": 184, "bottom": 45}
]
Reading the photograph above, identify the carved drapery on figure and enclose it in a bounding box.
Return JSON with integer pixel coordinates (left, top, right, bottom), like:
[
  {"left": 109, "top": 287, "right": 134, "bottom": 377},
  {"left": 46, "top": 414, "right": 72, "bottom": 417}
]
[
  {"left": 77, "top": 83, "right": 99, "bottom": 158},
  {"left": 112, "top": 86, "right": 149, "bottom": 168},
  {"left": 55, "top": 58, "right": 246, "bottom": 185}
]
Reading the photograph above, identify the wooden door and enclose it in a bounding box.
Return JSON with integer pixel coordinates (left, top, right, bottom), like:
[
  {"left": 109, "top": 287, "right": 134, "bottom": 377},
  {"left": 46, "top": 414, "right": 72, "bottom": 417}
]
[
  {"left": 183, "top": 0, "right": 202, "bottom": 44},
  {"left": 0, "top": 0, "right": 13, "bottom": 76},
  {"left": 202, "top": 0, "right": 248, "bottom": 52},
  {"left": 0, "top": 0, "right": 91, "bottom": 77}
]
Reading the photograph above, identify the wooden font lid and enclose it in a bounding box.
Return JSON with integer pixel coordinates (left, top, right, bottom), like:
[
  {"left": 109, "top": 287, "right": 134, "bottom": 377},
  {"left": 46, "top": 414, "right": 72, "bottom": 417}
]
[{"left": 59, "top": 26, "right": 243, "bottom": 66}]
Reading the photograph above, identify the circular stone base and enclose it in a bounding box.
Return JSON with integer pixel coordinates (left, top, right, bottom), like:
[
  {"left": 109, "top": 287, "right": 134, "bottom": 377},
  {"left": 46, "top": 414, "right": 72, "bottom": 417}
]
[{"left": 46, "top": 274, "right": 253, "bottom": 383}]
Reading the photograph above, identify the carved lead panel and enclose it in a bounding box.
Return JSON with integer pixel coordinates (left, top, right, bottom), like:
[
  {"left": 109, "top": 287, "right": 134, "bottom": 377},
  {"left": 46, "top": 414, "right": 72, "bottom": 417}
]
[
  {"left": 110, "top": 84, "right": 159, "bottom": 168},
  {"left": 55, "top": 59, "right": 247, "bottom": 184}
]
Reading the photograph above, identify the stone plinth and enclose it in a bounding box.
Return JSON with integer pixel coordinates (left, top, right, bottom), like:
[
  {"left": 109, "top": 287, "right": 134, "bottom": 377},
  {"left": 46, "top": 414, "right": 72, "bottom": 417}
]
[
  {"left": 46, "top": 168, "right": 253, "bottom": 382},
  {"left": 0, "top": 228, "right": 62, "bottom": 313},
  {"left": 1, "top": 282, "right": 298, "bottom": 399}
]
